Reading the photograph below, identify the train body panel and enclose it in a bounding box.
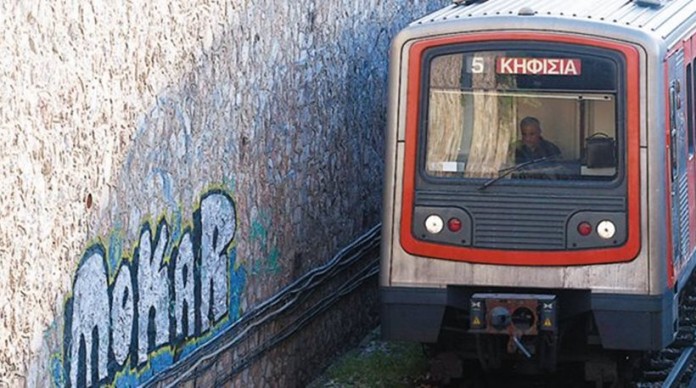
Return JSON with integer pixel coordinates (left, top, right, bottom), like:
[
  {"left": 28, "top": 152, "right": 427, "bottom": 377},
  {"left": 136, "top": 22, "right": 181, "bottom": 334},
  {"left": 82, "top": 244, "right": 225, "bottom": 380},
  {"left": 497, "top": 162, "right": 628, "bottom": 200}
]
[
  {"left": 380, "top": 0, "right": 696, "bottom": 370},
  {"left": 386, "top": 142, "right": 651, "bottom": 294}
]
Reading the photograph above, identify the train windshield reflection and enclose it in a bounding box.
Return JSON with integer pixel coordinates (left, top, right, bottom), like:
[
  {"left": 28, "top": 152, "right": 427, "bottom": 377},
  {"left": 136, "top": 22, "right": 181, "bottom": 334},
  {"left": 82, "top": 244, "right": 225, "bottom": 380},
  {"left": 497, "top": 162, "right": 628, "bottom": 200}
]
[{"left": 423, "top": 49, "right": 620, "bottom": 182}]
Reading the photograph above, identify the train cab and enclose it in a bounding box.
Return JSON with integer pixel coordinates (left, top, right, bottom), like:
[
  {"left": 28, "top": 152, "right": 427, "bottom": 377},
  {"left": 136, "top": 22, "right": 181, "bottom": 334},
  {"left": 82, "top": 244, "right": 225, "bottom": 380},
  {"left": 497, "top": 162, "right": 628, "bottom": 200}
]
[{"left": 380, "top": 0, "right": 696, "bottom": 381}]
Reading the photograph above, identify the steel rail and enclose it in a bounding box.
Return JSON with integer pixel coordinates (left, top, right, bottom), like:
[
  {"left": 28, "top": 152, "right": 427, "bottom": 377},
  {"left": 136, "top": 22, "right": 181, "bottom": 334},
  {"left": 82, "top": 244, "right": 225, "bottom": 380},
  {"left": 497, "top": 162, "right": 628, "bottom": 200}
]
[{"left": 662, "top": 346, "right": 695, "bottom": 388}]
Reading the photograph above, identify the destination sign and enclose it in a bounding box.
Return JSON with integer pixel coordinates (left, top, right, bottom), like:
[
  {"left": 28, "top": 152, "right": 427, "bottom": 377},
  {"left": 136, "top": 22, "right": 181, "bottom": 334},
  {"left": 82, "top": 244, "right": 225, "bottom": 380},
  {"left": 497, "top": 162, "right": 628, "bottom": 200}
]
[{"left": 496, "top": 57, "right": 582, "bottom": 76}]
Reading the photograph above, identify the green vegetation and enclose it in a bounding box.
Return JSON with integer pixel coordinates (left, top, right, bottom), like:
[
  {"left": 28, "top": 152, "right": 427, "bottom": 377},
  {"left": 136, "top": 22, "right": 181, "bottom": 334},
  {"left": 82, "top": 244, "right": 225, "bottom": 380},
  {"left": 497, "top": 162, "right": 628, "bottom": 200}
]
[{"left": 310, "top": 328, "right": 429, "bottom": 387}]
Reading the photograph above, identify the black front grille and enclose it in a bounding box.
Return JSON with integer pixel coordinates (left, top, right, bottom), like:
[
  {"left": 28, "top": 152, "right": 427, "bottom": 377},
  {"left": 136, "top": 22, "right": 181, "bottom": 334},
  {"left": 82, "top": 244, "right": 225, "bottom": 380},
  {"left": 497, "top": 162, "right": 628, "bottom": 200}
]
[{"left": 416, "top": 191, "right": 626, "bottom": 250}]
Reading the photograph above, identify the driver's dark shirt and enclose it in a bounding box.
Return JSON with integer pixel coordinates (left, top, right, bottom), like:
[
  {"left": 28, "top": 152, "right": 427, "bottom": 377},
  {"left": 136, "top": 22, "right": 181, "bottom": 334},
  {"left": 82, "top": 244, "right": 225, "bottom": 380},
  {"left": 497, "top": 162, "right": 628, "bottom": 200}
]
[{"left": 514, "top": 138, "right": 561, "bottom": 164}]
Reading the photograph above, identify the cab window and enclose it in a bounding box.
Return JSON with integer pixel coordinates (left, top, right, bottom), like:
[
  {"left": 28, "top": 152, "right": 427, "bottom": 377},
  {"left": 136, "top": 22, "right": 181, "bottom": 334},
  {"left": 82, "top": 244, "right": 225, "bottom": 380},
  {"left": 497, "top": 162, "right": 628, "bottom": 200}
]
[{"left": 423, "top": 45, "right": 621, "bottom": 182}]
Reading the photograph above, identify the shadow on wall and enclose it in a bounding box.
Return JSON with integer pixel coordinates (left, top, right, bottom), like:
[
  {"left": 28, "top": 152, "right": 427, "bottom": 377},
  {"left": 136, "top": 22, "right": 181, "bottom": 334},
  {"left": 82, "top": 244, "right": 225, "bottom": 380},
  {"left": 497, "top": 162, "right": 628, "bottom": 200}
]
[{"left": 53, "top": 0, "right": 448, "bottom": 386}]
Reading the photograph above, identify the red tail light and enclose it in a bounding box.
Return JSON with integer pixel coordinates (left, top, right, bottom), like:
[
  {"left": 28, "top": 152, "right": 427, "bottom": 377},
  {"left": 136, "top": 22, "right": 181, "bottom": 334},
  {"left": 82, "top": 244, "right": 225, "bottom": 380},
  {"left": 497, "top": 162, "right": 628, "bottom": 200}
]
[
  {"left": 448, "top": 218, "right": 462, "bottom": 232},
  {"left": 577, "top": 222, "right": 592, "bottom": 236}
]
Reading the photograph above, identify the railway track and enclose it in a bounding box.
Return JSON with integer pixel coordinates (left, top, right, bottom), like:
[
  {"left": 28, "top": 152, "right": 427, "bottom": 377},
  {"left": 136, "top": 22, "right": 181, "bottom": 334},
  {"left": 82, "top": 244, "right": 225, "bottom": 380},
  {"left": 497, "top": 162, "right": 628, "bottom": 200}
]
[{"left": 632, "top": 270, "right": 696, "bottom": 387}]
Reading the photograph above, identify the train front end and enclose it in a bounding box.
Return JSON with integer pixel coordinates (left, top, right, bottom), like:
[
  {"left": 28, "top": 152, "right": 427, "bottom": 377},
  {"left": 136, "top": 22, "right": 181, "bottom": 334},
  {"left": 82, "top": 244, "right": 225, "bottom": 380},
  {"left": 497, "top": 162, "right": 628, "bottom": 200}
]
[{"left": 380, "top": 4, "right": 677, "bottom": 373}]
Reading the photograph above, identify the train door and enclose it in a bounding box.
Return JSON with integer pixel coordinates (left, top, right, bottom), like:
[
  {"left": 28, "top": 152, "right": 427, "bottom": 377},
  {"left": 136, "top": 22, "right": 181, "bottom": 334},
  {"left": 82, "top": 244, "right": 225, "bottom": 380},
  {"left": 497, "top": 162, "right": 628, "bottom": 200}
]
[{"left": 667, "top": 49, "right": 691, "bottom": 274}]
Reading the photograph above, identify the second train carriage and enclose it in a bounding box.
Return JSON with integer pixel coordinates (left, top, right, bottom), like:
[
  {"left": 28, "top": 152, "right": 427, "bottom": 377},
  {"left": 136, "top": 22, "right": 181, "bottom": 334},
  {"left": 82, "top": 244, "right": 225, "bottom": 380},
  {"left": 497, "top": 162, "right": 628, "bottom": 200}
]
[{"left": 380, "top": 0, "right": 696, "bottom": 380}]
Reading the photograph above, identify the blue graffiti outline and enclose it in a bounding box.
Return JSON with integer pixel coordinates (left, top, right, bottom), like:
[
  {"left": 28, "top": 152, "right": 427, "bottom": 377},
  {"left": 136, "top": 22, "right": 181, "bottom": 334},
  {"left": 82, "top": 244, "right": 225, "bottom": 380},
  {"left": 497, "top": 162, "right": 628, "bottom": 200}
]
[{"left": 56, "top": 189, "right": 247, "bottom": 387}]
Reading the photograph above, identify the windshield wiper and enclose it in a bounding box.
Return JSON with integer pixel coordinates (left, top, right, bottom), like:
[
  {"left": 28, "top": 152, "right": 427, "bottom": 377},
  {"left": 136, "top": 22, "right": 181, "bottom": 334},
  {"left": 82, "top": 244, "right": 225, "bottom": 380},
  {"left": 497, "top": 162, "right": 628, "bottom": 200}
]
[{"left": 478, "top": 156, "right": 555, "bottom": 191}]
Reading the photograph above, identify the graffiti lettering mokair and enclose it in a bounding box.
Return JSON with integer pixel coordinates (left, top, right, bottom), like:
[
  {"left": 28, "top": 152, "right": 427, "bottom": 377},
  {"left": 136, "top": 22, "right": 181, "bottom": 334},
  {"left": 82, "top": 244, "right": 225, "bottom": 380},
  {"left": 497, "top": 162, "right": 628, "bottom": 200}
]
[{"left": 61, "top": 190, "right": 246, "bottom": 387}]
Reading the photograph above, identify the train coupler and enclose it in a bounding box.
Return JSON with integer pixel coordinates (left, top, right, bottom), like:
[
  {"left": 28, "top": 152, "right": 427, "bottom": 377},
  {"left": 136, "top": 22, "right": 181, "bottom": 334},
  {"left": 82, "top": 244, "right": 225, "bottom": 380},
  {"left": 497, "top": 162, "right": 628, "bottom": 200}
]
[
  {"left": 469, "top": 293, "right": 558, "bottom": 338},
  {"left": 470, "top": 294, "right": 559, "bottom": 370}
]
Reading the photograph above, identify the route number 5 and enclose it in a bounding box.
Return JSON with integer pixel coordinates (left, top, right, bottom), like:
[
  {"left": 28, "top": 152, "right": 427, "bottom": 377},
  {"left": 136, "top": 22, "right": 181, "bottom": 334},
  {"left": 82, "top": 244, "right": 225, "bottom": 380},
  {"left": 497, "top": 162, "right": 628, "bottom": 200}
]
[{"left": 471, "top": 57, "right": 485, "bottom": 74}]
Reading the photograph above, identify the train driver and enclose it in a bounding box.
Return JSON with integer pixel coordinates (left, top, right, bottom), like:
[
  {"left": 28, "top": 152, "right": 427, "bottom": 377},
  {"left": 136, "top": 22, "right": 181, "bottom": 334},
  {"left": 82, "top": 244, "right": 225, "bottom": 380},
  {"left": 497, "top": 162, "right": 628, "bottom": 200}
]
[{"left": 514, "top": 116, "right": 562, "bottom": 164}]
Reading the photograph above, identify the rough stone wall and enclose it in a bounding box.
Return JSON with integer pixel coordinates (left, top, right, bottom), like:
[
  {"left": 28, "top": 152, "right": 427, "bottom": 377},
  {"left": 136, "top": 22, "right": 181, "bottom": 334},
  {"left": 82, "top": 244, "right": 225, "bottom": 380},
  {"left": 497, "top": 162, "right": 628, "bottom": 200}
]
[{"left": 0, "top": 0, "right": 447, "bottom": 386}]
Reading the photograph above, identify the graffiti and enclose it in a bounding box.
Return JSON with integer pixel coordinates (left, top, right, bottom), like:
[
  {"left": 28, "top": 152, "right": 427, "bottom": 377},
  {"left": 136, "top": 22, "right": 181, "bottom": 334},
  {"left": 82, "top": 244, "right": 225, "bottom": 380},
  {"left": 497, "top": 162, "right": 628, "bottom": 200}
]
[
  {"left": 250, "top": 210, "right": 281, "bottom": 275},
  {"left": 62, "top": 190, "right": 246, "bottom": 387}
]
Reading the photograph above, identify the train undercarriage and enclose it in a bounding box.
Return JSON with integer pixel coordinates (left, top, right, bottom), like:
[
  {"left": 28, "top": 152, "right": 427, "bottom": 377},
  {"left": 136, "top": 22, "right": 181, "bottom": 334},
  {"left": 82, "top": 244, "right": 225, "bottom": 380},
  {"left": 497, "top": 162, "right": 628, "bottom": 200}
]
[{"left": 382, "top": 282, "right": 696, "bottom": 387}]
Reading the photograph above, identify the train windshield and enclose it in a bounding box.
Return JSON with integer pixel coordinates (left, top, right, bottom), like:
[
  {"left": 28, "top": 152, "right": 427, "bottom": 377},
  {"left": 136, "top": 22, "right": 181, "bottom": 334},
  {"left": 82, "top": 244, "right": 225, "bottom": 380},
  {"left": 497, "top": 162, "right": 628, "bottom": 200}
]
[{"left": 423, "top": 47, "right": 621, "bottom": 182}]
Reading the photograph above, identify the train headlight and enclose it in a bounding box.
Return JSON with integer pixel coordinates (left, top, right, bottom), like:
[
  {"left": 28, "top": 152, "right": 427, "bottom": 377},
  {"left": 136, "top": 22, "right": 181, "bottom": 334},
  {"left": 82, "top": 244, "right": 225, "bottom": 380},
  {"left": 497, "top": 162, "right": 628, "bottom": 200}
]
[
  {"left": 567, "top": 212, "right": 626, "bottom": 249},
  {"left": 597, "top": 220, "right": 616, "bottom": 239},
  {"left": 424, "top": 215, "right": 444, "bottom": 234}
]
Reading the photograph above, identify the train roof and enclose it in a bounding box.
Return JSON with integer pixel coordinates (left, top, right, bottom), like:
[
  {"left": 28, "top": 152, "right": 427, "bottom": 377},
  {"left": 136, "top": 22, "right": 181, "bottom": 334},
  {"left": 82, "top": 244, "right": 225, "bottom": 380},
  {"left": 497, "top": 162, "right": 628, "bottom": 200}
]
[{"left": 412, "top": 0, "right": 696, "bottom": 45}]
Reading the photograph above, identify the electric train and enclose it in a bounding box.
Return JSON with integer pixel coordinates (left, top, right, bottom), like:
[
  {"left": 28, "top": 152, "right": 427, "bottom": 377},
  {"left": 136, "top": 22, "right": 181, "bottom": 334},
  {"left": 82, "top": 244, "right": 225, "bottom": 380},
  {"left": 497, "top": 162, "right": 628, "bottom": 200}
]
[{"left": 379, "top": 0, "right": 696, "bottom": 382}]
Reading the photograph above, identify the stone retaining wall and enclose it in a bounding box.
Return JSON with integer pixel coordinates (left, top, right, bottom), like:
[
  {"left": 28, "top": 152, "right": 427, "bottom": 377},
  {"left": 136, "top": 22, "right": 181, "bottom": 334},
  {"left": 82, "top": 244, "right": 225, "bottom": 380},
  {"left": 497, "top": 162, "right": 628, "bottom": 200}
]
[{"left": 0, "top": 0, "right": 446, "bottom": 386}]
